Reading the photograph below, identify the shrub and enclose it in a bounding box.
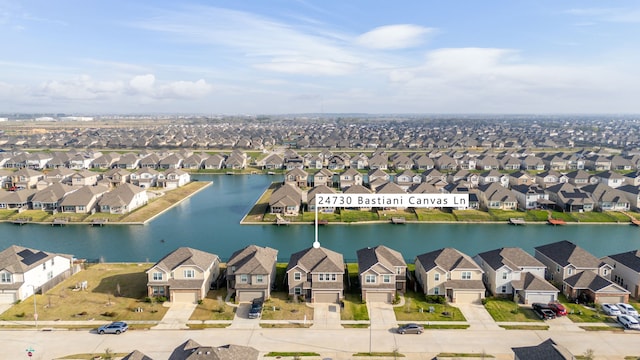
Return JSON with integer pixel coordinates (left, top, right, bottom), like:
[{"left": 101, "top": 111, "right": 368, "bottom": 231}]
[
  {"left": 425, "top": 295, "right": 446, "bottom": 304},
  {"left": 481, "top": 298, "right": 489, "bottom": 305},
  {"left": 78, "top": 311, "right": 88, "bottom": 316},
  {"left": 510, "top": 308, "right": 519, "bottom": 314},
  {"left": 144, "top": 297, "right": 152, "bottom": 303},
  {"left": 197, "top": 299, "right": 203, "bottom": 305},
  {"left": 16, "top": 312, "right": 25, "bottom": 318},
  {"left": 101, "top": 311, "right": 117, "bottom": 317}
]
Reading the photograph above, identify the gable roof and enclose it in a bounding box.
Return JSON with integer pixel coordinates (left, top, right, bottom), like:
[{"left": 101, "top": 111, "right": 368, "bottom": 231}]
[
  {"left": 286, "top": 247, "right": 344, "bottom": 273},
  {"left": 564, "top": 270, "right": 629, "bottom": 293},
  {"left": 415, "top": 248, "right": 482, "bottom": 272},
  {"left": 606, "top": 250, "right": 640, "bottom": 272},
  {"left": 512, "top": 338, "right": 574, "bottom": 360},
  {"left": 357, "top": 245, "right": 406, "bottom": 275},
  {"left": 476, "top": 247, "right": 545, "bottom": 271},
  {"left": 534, "top": 240, "right": 601, "bottom": 268},
  {"left": 149, "top": 247, "right": 219, "bottom": 273},
  {"left": 122, "top": 350, "right": 154, "bottom": 360},
  {"left": 511, "top": 272, "right": 558, "bottom": 292},
  {"left": 227, "top": 245, "right": 277, "bottom": 275},
  {"left": 169, "top": 339, "right": 259, "bottom": 360},
  {"left": 0, "top": 245, "right": 72, "bottom": 274}
]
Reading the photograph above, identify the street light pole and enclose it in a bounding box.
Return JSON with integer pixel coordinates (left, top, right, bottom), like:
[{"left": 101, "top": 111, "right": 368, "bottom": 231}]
[{"left": 29, "top": 285, "right": 38, "bottom": 330}]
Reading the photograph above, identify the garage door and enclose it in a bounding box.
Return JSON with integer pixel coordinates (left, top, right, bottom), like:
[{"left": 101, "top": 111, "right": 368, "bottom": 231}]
[
  {"left": 366, "top": 292, "right": 391, "bottom": 303},
  {"left": 314, "top": 292, "right": 339, "bottom": 304},
  {"left": 596, "top": 295, "right": 625, "bottom": 304},
  {"left": 455, "top": 291, "right": 483, "bottom": 304},
  {"left": 0, "top": 293, "right": 16, "bottom": 304},
  {"left": 527, "top": 293, "right": 556, "bottom": 304},
  {"left": 238, "top": 291, "right": 265, "bottom": 303},
  {"left": 172, "top": 291, "right": 198, "bottom": 303}
]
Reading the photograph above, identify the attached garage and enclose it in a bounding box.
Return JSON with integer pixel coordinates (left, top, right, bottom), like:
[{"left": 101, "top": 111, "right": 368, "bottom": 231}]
[
  {"left": 454, "top": 291, "right": 483, "bottom": 304},
  {"left": 525, "top": 293, "right": 557, "bottom": 304},
  {"left": 366, "top": 292, "right": 392, "bottom": 303},
  {"left": 0, "top": 292, "right": 16, "bottom": 304},
  {"left": 237, "top": 290, "right": 265, "bottom": 303},
  {"left": 172, "top": 291, "right": 199, "bottom": 303},
  {"left": 595, "top": 295, "right": 627, "bottom": 304},
  {"left": 314, "top": 292, "right": 340, "bottom": 304}
]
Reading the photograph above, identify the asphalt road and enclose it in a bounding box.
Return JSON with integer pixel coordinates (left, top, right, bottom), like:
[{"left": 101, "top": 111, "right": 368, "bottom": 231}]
[{"left": 3, "top": 327, "right": 640, "bottom": 360}]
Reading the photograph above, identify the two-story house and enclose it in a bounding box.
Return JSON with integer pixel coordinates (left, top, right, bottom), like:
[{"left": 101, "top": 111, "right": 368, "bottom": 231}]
[
  {"left": 414, "top": 248, "right": 485, "bottom": 303},
  {"left": 98, "top": 183, "right": 148, "bottom": 214},
  {"left": 475, "top": 247, "right": 558, "bottom": 304},
  {"left": 0, "top": 245, "right": 73, "bottom": 304},
  {"left": 602, "top": 250, "right": 640, "bottom": 299},
  {"left": 356, "top": 245, "right": 407, "bottom": 303},
  {"left": 226, "top": 245, "right": 278, "bottom": 303},
  {"left": 286, "top": 246, "right": 344, "bottom": 303},
  {"left": 146, "top": 247, "right": 220, "bottom": 303}
]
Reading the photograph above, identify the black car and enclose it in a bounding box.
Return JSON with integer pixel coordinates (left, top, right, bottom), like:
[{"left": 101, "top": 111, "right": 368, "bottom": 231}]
[
  {"left": 248, "top": 298, "right": 263, "bottom": 319},
  {"left": 532, "top": 303, "right": 556, "bottom": 320}
]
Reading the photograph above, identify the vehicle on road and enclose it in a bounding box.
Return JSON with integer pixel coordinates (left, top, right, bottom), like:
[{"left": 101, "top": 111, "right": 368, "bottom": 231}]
[
  {"left": 248, "top": 298, "right": 263, "bottom": 319},
  {"left": 547, "top": 302, "right": 567, "bottom": 316},
  {"left": 617, "top": 314, "right": 640, "bottom": 330},
  {"left": 97, "top": 321, "right": 128, "bottom": 335},
  {"left": 616, "top": 303, "right": 638, "bottom": 317},
  {"left": 532, "top": 303, "right": 556, "bottom": 320},
  {"left": 602, "top": 303, "right": 622, "bottom": 316},
  {"left": 397, "top": 323, "right": 424, "bottom": 334}
]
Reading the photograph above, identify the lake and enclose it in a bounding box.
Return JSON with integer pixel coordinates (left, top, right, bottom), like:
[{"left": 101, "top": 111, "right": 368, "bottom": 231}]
[{"left": 2, "top": 174, "right": 639, "bottom": 263}]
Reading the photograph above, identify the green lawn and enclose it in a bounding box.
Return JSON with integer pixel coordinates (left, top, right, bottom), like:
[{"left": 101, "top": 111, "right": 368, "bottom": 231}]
[
  {"left": 414, "top": 209, "right": 457, "bottom": 221},
  {"left": 558, "top": 295, "right": 616, "bottom": 323},
  {"left": 341, "top": 293, "right": 369, "bottom": 321},
  {"left": 483, "top": 298, "right": 541, "bottom": 322},
  {"left": 0, "top": 209, "right": 17, "bottom": 220},
  {"left": 488, "top": 209, "right": 528, "bottom": 221},
  {"left": 571, "top": 211, "right": 618, "bottom": 223},
  {"left": 453, "top": 210, "right": 493, "bottom": 221},
  {"left": 339, "top": 209, "right": 380, "bottom": 222},
  {"left": 394, "top": 291, "right": 465, "bottom": 321}
]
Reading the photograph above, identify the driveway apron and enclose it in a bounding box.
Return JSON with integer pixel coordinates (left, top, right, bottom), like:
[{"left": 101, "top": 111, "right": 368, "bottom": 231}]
[
  {"left": 311, "top": 303, "right": 342, "bottom": 329},
  {"left": 228, "top": 303, "right": 261, "bottom": 329},
  {"left": 454, "top": 303, "right": 502, "bottom": 330},
  {"left": 367, "top": 301, "right": 397, "bottom": 330},
  {"left": 152, "top": 302, "right": 197, "bottom": 330}
]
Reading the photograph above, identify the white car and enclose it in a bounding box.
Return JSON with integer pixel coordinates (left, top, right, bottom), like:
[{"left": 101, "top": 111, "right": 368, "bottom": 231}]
[
  {"left": 616, "top": 303, "right": 639, "bottom": 317},
  {"left": 602, "top": 303, "right": 622, "bottom": 316},
  {"left": 617, "top": 314, "right": 640, "bottom": 330}
]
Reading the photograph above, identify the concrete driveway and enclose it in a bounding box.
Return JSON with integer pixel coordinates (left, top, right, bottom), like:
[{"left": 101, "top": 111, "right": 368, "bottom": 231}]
[
  {"left": 228, "top": 303, "right": 261, "bottom": 329},
  {"left": 152, "top": 302, "right": 197, "bottom": 330},
  {"left": 454, "top": 303, "right": 502, "bottom": 330},
  {"left": 367, "top": 301, "right": 397, "bottom": 330},
  {"left": 311, "top": 302, "right": 342, "bottom": 329}
]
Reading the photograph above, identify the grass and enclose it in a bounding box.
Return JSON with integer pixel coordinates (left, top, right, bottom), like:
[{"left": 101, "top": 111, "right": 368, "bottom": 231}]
[
  {"left": 341, "top": 293, "right": 369, "bottom": 321},
  {"left": 558, "top": 295, "right": 616, "bottom": 323},
  {"left": 186, "top": 324, "right": 229, "bottom": 329},
  {"left": 0, "top": 209, "right": 17, "bottom": 220},
  {"left": 56, "top": 353, "right": 129, "bottom": 359},
  {"left": 524, "top": 210, "right": 551, "bottom": 221},
  {"left": 437, "top": 353, "right": 494, "bottom": 358},
  {"left": 452, "top": 210, "right": 493, "bottom": 222},
  {"left": 339, "top": 209, "right": 380, "bottom": 222},
  {"left": 414, "top": 209, "right": 456, "bottom": 221},
  {"left": 571, "top": 211, "right": 619, "bottom": 222},
  {"left": 0, "top": 263, "right": 168, "bottom": 322},
  {"left": 378, "top": 209, "right": 418, "bottom": 221},
  {"left": 500, "top": 325, "right": 549, "bottom": 330},
  {"left": 483, "top": 298, "right": 542, "bottom": 322},
  {"left": 579, "top": 325, "right": 624, "bottom": 331},
  {"left": 189, "top": 289, "right": 235, "bottom": 321},
  {"left": 394, "top": 291, "right": 465, "bottom": 321},
  {"left": 353, "top": 352, "right": 405, "bottom": 357},
  {"left": 265, "top": 352, "right": 321, "bottom": 357},
  {"left": 488, "top": 209, "right": 528, "bottom": 221},
  {"left": 260, "top": 292, "right": 314, "bottom": 321}
]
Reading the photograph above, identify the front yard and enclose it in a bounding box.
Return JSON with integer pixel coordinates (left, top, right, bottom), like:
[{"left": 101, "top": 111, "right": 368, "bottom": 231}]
[
  {"left": 483, "top": 297, "right": 541, "bottom": 322},
  {"left": 394, "top": 291, "right": 465, "bottom": 321}
]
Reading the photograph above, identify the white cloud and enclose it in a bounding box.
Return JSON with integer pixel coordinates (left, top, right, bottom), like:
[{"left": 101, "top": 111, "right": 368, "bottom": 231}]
[
  {"left": 254, "top": 58, "right": 356, "bottom": 76},
  {"left": 129, "top": 74, "right": 156, "bottom": 94},
  {"left": 356, "top": 24, "right": 432, "bottom": 50},
  {"left": 565, "top": 7, "right": 640, "bottom": 23}
]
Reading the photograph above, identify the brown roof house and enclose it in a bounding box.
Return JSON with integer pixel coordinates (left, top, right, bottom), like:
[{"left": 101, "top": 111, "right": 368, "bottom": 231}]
[
  {"left": 414, "top": 248, "right": 485, "bottom": 303},
  {"left": 169, "top": 339, "right": 259, "bottom": 360},
  {"left": 59, "top": 184, "right": 109, "bottom": 213},
  {"left": 226, "top": 245, "right": 278, "bottom": 303},
  {"left": 98, "top": 183, "right": 148, "bottom": 214},
  {"left": 269, "top": 183, "right": 302, "bottom": 216},
  {"left": 356, "top": 245, "right": 407, "bottom": 303},
  {"left": 146, "top": 247, "right": 220, "bottom": 303},
  {"left": 286, "top": 246, "right": 344, "bottom": 303}
]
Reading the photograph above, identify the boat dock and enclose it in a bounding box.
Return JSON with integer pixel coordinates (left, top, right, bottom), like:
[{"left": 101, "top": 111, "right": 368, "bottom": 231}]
[
  {"left": 91, "top": 219, "right": 109, "bottom": 226},
  {"left": 275, "top": 214, "right": 290, "bottom": 226},
  {"left": 11, "top": 217, "right": 32, "bottom": 225},
  {"left": 391, "top": 217, "right": 406, "bottom": 224},
  {"left": 509, "top": 218, "right": 526, "bottom": 225},
  {"left": 547, "top": 218, "right": 566, "bottom": 226},
  {"left": 52, "top": 218, "right": 70, "bottom": 226}
]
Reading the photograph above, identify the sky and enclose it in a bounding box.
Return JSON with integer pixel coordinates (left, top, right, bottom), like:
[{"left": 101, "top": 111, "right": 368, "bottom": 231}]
[{"left": 1, "top": 0, "right": 640, "bottom": 115}]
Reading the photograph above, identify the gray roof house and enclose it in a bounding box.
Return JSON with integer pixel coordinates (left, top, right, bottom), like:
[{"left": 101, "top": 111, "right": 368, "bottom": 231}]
[
  {"left": 286, "top": 246, "right": 344, "bottom": 303},
  {"left": 534, "top": 240, "right": 612, "bottom": 284},
  {"left": 98, "top": 183, "right": 148, "bottom": 214},
  {"left": 59, "top": 185, "right": 109, "bottom": 213},
  {"left": 226, "top": 245, "right": 278, "bottom": 303},
  {"left": 512, "top": 338, "right": 575, "bottom": 360},
  {"left": 169, "top": 339, "right": 259, "bottom": 360},
  {"left": 269, "top": 183, "right": 303, "bottom": 216},
  {"left": 602, "top": 250, "right": 640, "bottom": 299},
  {"left": 357, "top": 245, "right": 407, "bottom": 303}
]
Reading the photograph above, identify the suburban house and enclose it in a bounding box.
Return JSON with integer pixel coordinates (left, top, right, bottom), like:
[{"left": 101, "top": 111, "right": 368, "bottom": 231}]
[
  {"left": 9, "top": 168, "right": 44, "bottom": 190},
  {"left": 70, "top": 170, "right": 100, "bottom": 187},
  {"left": 157, "top": 169, "right": 190, "bottom": 189},
  {"left": 602, "top": 250, "right": 640, "bottom": 299},
  {"left": 286, "top": 246, "right": 344, "bottom": 303},
  {"left": 30, "top": 183, "right": 76, "bottom": 211},
  {"left": 581, "top": 183, "right": 630, "bottom": 212},
  {"left": 307, "top": 185, "right": 336, "bottom": 213},
  {"left": 512, "top": 338, "right": 575, "bottom": 360},
  {"left": 534, "top": 240, "right": 612, "bottom": 284},
  {"left": 475, "top": 247, "right": 558, "bottom": 304},
  {"left": 268, "top": 183, "right": 303, "bottom": 215},
  {"left": 338, "top": 168, "right": 363, "bottom": 190},
  {"left": 59, "top": 185, "right": 109, "bottom": 213},
  {"left": 130, "top": 168, "right": 160, "bottom": 188},
  {"left": 0, "top": 245, "right": 74, "bottom": 304},
  {"left": 226, "top": 245, "right": 278, "bottom": 303},
  {"left": 0, "top": 189, "right": 36, "bottom": 209},
  {"left": 545, "top": 182, "right": 595, "bottom": 212},
  {"left": 563, "top": 270, "right": 629, "bottom": 304},
  {"left": 98, "top": 183, "right": 148, "bottom": 214},
  {"left": 284, "top": 168, "right": 309, "bottom": 188},
  {"left": 414, "top": 248, "right": 486, "bottom": 303},
  {"left": 311, "top": 168, "right": 334, "bottom": 187},
  {"left": 146, "top": 247, "right": 220, "bottom": 303},
  {"left": 510, "top": 184, "right": 553, "bottom": 210},
  {"left": 356, "top": 245, "right": 407, "bottom": 303},
  {"left": 477, "top": 182, "right": 518, "bottom": 210},
  {"left": 169, "top": 339, "right": 259, "bottom": 360}
]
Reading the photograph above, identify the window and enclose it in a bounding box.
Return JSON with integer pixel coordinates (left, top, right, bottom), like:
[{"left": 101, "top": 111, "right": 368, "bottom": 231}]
[
  {"left": 153, "top": 272, "right": 163, "bottom": 281},
  {"left": 365, "top": 275, "right": 376, "bottom": 283},
  {"left": 47, "top": 271, "right": 53, "bottom": 280},
  {"left": 461, "top": 271, "right": 472, "bottom": 280},
  {"left": 319, "top": 273, "right": 336, "bottom": 281},
  {"left": 603, "top": 268, "right": 609, "bottom": 276},
  {"left": 434, "top": 287, "right": 439, "bottom": 295},
  {"left": 434, "top": 273, "right": 440, "bottom": 281},
  {"left": 294, "top": 287, "right": 302, "bottom": 295},
  {"left": 240, "top": 274, "right": 248, "bottom": 283},
  {"left": 184, "top": 269, "right": 195, "bottom": 278},
  {"left": 256, "top": 275, "right": 264, "bottom": 283},
  {"left": 568, "top": 268, "right": 573, "bottom": 275},
  {"left": 502, "top": 272, "right": 508, "bottom": 280},
  {"left": 501, "top": 286, "right": 507, "bottom": 293},
  {"left": 152, "top": 286, "right": 165, "bottom": 295},
  {"left": 382, "top": 275, "right": 391, "bottom": 283},
  {"left": 51, "top": 258, "right": 55, "bottom": 266},
  {"left": 556, "top": 265, "right": 561, "bottom": 273},
  {"left": 0, "top": 272, "right": 11, "bottom": 283},
  {"left": 42, "top": 263, "right": 46, "bottom": 270},
  {"left": 294, "top": 272, "right": 301, "bottom": 281},
  {"left": 396, "top": 267, "right": 403, "bottom": 275}
]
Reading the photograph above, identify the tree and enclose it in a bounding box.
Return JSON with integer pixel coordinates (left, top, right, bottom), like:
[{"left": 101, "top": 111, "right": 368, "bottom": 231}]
[{"left": 583, "top": 349, "right": 594, "bottom": 360}]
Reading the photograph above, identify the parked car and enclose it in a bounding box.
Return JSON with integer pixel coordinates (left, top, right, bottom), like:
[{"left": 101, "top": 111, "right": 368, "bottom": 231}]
[
  {"left": 602, "top": 303, "right": 622, "bottom": 316},
  {"left": 547, "top": 302, "right": 567, "bottom": 316},
  {"left": 397, "top": 323, "right": 424, "bottom": 334},
  {"left": 617, "top": 314, "right": 640, "bottom": 330},
  {"left": 532, "top": 303, "right": 556, "bottom": 320},
  {"left": 97, "top": 321, "right": 128, "bottom": 335},
  {"left": 248, "top": 298, "right": 263, "bottom": 319},
  {"left": 616, "top": 303, "right": 638, "bottom": 317}
]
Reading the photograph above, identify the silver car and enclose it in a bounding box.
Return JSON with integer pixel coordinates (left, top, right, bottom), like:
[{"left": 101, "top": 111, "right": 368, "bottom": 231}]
[
  {"left": 617, "top": 303, "right": 639, "bottom": 317},
  {"left": 617, "top": 314, "right": 640, "bottom": 330}
]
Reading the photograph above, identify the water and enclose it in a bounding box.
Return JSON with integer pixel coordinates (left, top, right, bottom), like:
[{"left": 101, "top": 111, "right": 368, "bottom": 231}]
[{"left": 1, "top": 174, "right": 639, "bottom": 263}]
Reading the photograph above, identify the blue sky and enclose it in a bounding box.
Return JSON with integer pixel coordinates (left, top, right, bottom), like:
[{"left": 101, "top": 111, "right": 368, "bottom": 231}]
[{"left": 1, "top": 0, "right": 639, "bottom": 114}]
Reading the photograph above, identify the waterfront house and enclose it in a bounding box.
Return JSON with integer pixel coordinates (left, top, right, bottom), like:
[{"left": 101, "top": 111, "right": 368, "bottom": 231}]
[
  {"left": 182, "top": 153, "right": 208, "bottom": 170},
  {"left": 30, "top": 183, "right": 76, "bottom": 211},
  {"left": 98, "top": 183, "right": 148, "bottom": 214},
  {"left": 581, "top": 183, "right": 630, "bottom": 212},
  {"left": 307, "top": 185, "right": 336, "bottom": 213},
  {"left": 71, "top": 170, "right": 100, "bottom": 187},
  {"left": 545, "top": 182, "right": 595, "bottom": 212},
  {"left": 343, "top": 184, "right": 373, "bottom": 210},
  {"left": 170, "top": 339, "right": 259, "bottom": 360},
  {"left": 414, "top": 248, "right": 485, "bottom": 303},
  {"left": 511, "top": 184, "right": 552, "bottom": 210},
  {"left": 477, "top": 182, "right": 517, "bottom": 210},
  {"left": 225, "top": 150, "right": 247, "bottom": 169},
  {"left": 602, "top": 250, "right": 640, "bottom": 299},
  {"left": 512, "top": 338, "right": 575, "bottom": 360},
  {"left": 130, "top": 168, "right": 159, "bottom": 188},
  {"left": 618, "top": 184, "right": 640, "bottom": 211},
  {"left": 563, "top": 270, "right": 629, "bottom": 304},
  {"left": 59, "top": 184, "right": 109, "bottom": 213},
  {"left": 0, "top": 189, "right": 36, "bottom": 209},
  {"left": 338, "top": 168, "right": 363, "bottom": 190},
  {"left": 157, "top": 169, "right": 190, "bottom": 189},
  {"left": 357, "top": 245, "right": 407, "bottom": 303},
  {"left": 475, "top": 247, "right": 558, "bottom": 304},
  {"left": 146, "top": 247, "right": 220, "bottom": 303},
  {"left": 0, "top": 245, "right": 73, "bottom": 304},
  {"left": 286, "top": 246, "right": 344, "bottom": 303},
  {"left": 534, "top": 240, "right": 612, "bottom": 284},
  {"left": 284, "top": 168, "right": 309, "bottom": 188},
  {"left": 311, "top": 168, "right": 334, "bottom": 187},
  {"left": 226, "top": 245, "right": 278, "bottom": 302},
  {"left": 269, "top": 183, "right": 302, "bottom": 215},
  {"left": 203, "top": 153, "right": 226, "bottom": 170}
]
